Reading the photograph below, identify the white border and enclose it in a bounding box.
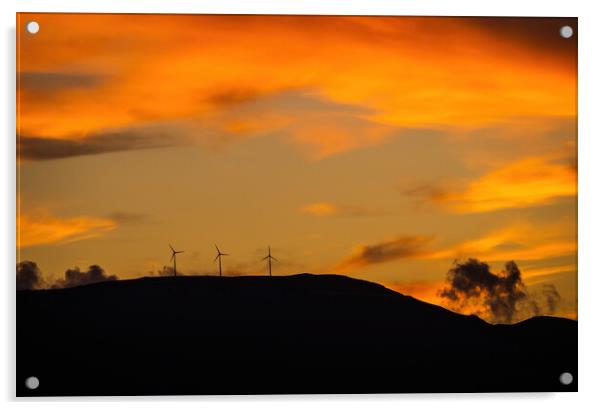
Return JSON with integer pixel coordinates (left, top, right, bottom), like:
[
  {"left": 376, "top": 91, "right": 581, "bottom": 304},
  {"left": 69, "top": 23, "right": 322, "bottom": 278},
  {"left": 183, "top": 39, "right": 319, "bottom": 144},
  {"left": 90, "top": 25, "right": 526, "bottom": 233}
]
[{"left": 2, "top": 1, "right": 601, "bottom": 409}]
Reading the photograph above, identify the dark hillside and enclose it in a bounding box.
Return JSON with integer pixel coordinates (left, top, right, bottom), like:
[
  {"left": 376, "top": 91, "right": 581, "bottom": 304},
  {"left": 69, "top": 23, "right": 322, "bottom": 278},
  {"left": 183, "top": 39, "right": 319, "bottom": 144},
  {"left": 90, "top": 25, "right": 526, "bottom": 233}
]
[{"left": 17, "top": 274, "right": 577, "bottom": 395}]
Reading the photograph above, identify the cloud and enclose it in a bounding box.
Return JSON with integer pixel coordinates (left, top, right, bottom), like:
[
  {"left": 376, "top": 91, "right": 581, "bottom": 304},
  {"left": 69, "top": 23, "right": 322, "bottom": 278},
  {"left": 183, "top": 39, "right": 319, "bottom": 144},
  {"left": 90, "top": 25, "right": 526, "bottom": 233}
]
[
  {"left": 206, "top": 90, "right": 396, "bottom": 159},
  {"left": 18, "top": 126, "right": 186, "bottom": 161},
  {"left": 18, "top": 208, "right": 117, "bottom": 248},
  {"left": 407, "top": 157, "right": 576, "bottom": 213},
  {"left": 520, "top": 263, "right": 576, "bottom": 285},
  {"left": 107, "top": 212, "right": 150, "bottom": 225},
  {"left": 541, "top": 284, "right": 562, "bottom": 315},
  {"left": 19, "top": 71, "right": 104, "bottom": 93},
  {"left": 207, "top": 87, "right": 263, "bottom": 107},
  {"left": 438, "top": 258, "right": 563, "bottom": 323},
  {"left": 18, "top": 15, "right": 575, "bottom": 159},
  {"left": 17, "top": 261, "right": 120, "bottom": 290},
  {"left": 289, "top": 113, "right": 393, "bottom": 159},
  {"left": 334, "top": 220, "right": 575, "bottom": 275},
  {"left": 439, "top": 259, "right": 527, "bottom": 323},
  {"left": 300, "top": 202, "right": 379, "bottom": 217},
  {"left": 16, "top": 261, "right": 45, "bottom": 290},
  {"left": 53, "top": 264, "right": 117, "bottom": 288},
  {"left": 334, "top": 235, "right": 434, "bottom": 272},
  {"left": 426, "top": 223, "right": 576, "bottom": 263},
  {"left": 155, "top": 266, "right": 176, "bottom": 277}
]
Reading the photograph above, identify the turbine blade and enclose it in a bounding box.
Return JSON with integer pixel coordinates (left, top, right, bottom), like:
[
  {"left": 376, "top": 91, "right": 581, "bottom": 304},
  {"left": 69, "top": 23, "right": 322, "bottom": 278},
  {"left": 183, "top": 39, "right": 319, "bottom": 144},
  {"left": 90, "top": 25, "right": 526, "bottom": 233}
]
[
  {"left": 215, "top": 244, "right": 220, "bottom": 253},
  {"left": 169, "top": 244, "right": 175, "bottom": 252},
  {"left": 170, "top": 254, "right": 174, "bottom": 262},
  {"left": 272, "top": 257, "right": 279, "bottom": 262},
  {"left": 176, "top": 251, "right": 184, "bottom": 254},
  {"left": 214, "top": 254, "right": 219, "bottom": 262},
  {"left": 223, "top": 253, "right": 229, "bottom": 256},
  {"left": 262, "top": 256, "right": 269, "bottom": 260}
]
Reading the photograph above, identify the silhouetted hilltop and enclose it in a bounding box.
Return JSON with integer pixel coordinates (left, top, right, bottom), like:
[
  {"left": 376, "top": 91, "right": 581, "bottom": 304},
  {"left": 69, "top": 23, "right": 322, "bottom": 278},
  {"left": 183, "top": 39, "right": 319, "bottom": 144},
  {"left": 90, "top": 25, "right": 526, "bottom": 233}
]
[{"left": 17, "top": 274, "right": 576, "bottom": 396}]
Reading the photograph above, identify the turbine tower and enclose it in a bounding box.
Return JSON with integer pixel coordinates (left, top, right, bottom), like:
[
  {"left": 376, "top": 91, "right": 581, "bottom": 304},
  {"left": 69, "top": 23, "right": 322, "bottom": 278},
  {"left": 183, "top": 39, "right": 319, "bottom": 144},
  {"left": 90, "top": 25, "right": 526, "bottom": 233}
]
[
  {"left": 262, "top": 246, "right": 278, "bottom": 276},
  {"left": 214, "top": 245, "right": 229, "bottom": 277},
  {"left": 169, "top": 244, "right": 184, "bottom": 276}
]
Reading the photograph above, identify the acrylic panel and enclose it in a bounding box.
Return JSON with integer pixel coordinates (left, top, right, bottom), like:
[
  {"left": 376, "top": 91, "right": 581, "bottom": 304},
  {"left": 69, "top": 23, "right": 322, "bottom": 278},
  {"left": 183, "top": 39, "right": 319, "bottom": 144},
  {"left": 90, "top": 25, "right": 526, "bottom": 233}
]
[{"left": 16, "top": 13, "right": 578, "bottom": 396}]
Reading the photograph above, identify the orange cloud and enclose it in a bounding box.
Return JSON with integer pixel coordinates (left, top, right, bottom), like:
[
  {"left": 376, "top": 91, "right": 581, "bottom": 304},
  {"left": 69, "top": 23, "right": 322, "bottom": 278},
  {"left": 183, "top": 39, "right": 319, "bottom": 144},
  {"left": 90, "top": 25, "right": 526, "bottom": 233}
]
[
  {"left": 415, "top": 157, "right": 576, "bottom": 213},
  {"left": 301, "top": 202, "right": 340, "bottom": 216},
  {"left": 17, "top": 209, "right": 116, "bottom": 248},
  {"left": 300, "top": 202, "right": 378, "bottom": 217},
  {"left": 427, "top": 222, "right": 576, "bottom": 263},
  {"left": 17, "top": 15, "right": 576, "bottom": 160},
  {"left": 520, "top": 263, "right": 576, "bottom": 285},
  {"left": 335, "top": 221, "right": 575, "bottom": 275},
  {"left": 290, "top": 116, "right": 392, "bottom": 160}
]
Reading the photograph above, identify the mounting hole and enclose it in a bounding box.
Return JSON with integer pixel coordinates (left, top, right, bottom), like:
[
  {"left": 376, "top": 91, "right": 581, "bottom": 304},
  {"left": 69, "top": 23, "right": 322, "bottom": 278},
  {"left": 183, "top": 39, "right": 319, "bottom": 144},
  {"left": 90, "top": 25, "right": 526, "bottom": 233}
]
[
  {"left": 559, "top": 372, "right": 573, "bottom": 385},
  {"left": 25, "top": 376, "right": 39, "bottom": 390},
  {"left": 560, "top": 25, "right": 573, "bottom": 39},
  {"left": 26, "top": 21, "right": 40, "bottom": 34}
]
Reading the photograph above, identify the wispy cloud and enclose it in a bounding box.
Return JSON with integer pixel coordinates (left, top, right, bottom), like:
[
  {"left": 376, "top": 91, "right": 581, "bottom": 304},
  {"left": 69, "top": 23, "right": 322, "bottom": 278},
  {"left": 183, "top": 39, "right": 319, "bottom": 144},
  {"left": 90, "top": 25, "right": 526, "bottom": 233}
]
[
  {"left": 17, "top": 209, "right": 117, "bottom": 248},
  {"left": 107, "top": 212, "right": 150, "bottom": 225},
  {"left": 19, "top": 71, "right": 104, "bottom": 93},
  {"left": 18, "top": 123, "right": 190, "bottom": 161},
  {"left": 334, "top": 220, "right": 574, "bottom": 274},
  {"left": 427, "top": 223, "right": 576, "bottom": 263},
  {"left": 520, "top": 263, "right": 576, "bottom": 285},
  {"left": 334, "top": 235, "right": 434, "bottom": 272},
  {"left": 18, "top": 15, "right": 575, "bottom": 160},
  {"left": 405, "top": 156, "right": 576, "bottom": 213},
  {"left": 300, "top": 202, "right": 380, "bottom": 217}
]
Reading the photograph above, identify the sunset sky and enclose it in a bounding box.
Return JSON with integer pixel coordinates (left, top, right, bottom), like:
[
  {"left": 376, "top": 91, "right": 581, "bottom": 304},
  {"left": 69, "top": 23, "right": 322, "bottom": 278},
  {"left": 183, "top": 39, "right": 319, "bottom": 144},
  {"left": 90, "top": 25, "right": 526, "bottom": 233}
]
[{"left": 17, "top": 14, "right": 577, "bottom": 320}]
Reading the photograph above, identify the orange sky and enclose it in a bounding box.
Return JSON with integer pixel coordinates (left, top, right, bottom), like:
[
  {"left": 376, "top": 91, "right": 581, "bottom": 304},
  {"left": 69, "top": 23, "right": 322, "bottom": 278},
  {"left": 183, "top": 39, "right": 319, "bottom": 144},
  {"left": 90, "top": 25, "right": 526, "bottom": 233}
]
[{"left": 17, "top": 14, "right": 577, "bottom": 322}]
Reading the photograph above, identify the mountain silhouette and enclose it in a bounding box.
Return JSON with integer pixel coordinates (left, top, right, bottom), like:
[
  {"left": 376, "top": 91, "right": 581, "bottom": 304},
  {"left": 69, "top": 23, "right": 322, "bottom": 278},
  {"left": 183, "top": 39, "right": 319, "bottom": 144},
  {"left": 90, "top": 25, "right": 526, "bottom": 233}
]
[{"left": 17, "top": 274, "right": 577, "bottom": 396}]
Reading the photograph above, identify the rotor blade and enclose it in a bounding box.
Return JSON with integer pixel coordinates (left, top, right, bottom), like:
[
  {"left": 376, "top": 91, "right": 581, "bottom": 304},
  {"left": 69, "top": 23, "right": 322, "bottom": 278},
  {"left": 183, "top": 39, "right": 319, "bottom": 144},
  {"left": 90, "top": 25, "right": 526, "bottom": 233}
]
[
  {"left": 214, "top": 254, "right": 220, "bottom": 262},
  {"left": 169, "top": 244, "right": 175, "bottom": 252},
  {"left": 271, "top": 257, "right": 279, "bottom": 262},
  {"left": 170, "top": 254, "right": 174, "bottom": 262},
  {"left": 175, "top": 251, "right": 184, "bottom": 254},
  {"left": 215, "top": 244, "right": 220, "bottom": 253},
  {"left": 262, "top": 256, "right": 269, "bottom": 260},
  {"left": 223, "top": 253, "right": 229, "bottom": 256}
]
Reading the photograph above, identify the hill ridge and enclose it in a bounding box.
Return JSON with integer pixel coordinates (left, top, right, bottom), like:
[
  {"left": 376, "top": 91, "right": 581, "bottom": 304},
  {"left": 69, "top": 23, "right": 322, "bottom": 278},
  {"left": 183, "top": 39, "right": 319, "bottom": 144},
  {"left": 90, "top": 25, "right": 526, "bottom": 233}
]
[{"left": 17, "top": 272, "right": 577, "bottom": 395}]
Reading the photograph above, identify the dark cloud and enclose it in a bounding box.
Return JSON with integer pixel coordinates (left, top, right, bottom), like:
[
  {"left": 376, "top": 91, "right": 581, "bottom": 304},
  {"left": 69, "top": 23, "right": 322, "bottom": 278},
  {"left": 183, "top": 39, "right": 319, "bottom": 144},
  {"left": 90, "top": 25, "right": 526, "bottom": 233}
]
[
  {"left": 402, "top": 184, "right": 443, "bottom": 199},
  {"left": 542, "top": 284, "right": 561, "bottom": 315},
  {"left": 19, "top": 71, "right": 104, "bottom": 93},
  {"left": 107, "top": 212, "right": 150, "bottom": 225},
  {"left": 18, "top": 129, "right": 183, "bottom": 161},
  {"left": 402, "top": 184, "right": 446, "bottom": 208},
  {"left": 53, "top": 265, "right": 117, "bottom": 289},
  {"left": 156, "top": 266, "right": 176, "bottom": 277},
  {"left": 335, "top": 235, "right": 433, "bottom": 271},
  {"left": 466, "top": 17, "right": 577, "bottom": 67},
  {"left": 439, "top": 259, "right": 527, "bottom": 324},
  {"left": 17, "top": 261, "right": 45, "bottom": 290},
  {"left": 439, "top": 259, "right": 563, "bottom": 323},
  {"left": 208, "top": 87, "right": 262, "bottom": 107}
]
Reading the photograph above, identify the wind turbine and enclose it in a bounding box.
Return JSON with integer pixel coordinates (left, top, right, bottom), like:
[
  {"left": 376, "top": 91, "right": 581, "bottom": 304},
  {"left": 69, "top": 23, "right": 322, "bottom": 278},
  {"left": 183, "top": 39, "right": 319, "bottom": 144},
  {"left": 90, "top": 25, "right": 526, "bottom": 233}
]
[
  {"left": 169, "top": 244, "right": 184, "bottom": 276},
  {"left": 214, "top": 245, "right": 229, "bottom": 277},
  {"left": 262, "top": 246, "right": 278, "bottom": 277}
]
